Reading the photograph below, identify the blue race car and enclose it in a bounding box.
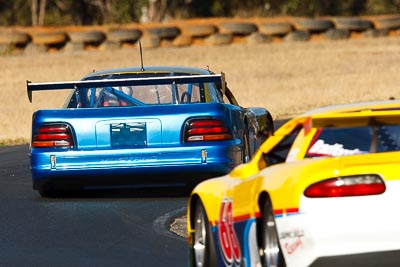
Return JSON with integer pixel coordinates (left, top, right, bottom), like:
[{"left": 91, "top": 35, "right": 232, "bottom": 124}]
[{"left": 27, "top": 66, "right": 273, "bottom": 197}]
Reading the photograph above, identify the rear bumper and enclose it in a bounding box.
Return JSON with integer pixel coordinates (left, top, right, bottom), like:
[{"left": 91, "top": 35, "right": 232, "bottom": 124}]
[
  {"left": 278, "top": 211, "right": 400, "bottom": 267},
  {"left": 278, "top": 188, "right": 400, "bottom": 267},
  {"left": 310, "top": 250, "right": 400, "bottom": 267},
  {"left": 30, "top": 145, "right": 241, "bottom": 188}
]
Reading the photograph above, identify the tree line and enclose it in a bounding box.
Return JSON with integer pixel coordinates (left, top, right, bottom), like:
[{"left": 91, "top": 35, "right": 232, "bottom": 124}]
[{"left": 1, "top": 0, "right": 400, "bottom": 26}]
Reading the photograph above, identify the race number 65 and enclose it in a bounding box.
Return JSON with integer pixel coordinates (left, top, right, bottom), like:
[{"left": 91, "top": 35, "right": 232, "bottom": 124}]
[{"left": 218, "top": 198, "right": 241, "bottom": 265}]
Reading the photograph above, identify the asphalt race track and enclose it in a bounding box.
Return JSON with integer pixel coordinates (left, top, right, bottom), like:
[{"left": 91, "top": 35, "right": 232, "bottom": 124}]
[{"left": 0, "top": 145, "right": 189, "bottom": 267}]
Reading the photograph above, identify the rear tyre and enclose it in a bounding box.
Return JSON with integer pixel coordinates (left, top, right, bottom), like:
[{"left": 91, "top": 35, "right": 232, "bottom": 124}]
[
  {"left": 258, "top": 200, "right": 285, "bottom": 267},
  {"left": 192, "top": 200, "right": 217, "bottom": 267}
]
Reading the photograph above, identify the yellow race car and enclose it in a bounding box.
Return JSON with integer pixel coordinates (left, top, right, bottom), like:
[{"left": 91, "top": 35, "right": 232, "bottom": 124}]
[{"left": 187, "top": 100, "right": 400, "bottom": 267}]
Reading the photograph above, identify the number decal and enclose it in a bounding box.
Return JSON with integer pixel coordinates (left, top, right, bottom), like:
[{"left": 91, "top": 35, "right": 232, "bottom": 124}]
[{"left": 218, "top": 198, "right": 241, "bottom": 265}]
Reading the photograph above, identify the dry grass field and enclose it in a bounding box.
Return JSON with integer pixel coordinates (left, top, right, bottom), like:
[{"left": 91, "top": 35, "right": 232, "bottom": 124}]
[{"left": 1, "top": 36, "right": 400, "bottom": 144}]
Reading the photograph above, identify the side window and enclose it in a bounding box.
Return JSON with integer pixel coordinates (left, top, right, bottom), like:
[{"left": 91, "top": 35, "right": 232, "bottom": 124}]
[
  {"left": 263, "top": 127, "right": 301, "bottom": 165},
  {"left": 305, "top": 125, "right": 400, "bottom": 157},
  {"left": 306, "top": 127, "right": 371, "bottom": 157}
]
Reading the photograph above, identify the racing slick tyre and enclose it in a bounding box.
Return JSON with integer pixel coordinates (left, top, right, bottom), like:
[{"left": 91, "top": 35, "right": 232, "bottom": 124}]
[
  {"left": 192, "top": 199, "right": 217, "bottom": 267},
  {"left": 258, "top": 199, "right": 286, "bottom": 267}
]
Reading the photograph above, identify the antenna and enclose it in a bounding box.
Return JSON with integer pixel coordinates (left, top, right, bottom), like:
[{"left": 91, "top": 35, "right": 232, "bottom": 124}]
[{"left": 139, "top": 40, "right": 145, "bottom": 71}]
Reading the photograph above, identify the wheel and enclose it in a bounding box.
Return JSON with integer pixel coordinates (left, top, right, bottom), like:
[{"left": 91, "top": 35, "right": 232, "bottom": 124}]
[
  {"left": 192, "top": 200, "right": 217, "bottom": 267},
  {"left": 258, "top": 200, "right": 285, "bottom": 267}
]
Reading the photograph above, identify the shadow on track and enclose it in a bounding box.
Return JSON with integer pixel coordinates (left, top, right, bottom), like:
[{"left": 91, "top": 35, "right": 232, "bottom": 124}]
[{"left": 38, "top": 185, "right": 194, "bottom": 199}]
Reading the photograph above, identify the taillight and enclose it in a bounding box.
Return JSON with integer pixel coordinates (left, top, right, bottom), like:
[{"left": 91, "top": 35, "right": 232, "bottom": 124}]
[
  {"left": 304, "top": 174, "right": 385, "bottom": 198},
  {"left": 32, "top": 124, "right": 74, "bottom": 148},
  {"left": 184, "top": 119, "right": 233, "bottom": 142}
]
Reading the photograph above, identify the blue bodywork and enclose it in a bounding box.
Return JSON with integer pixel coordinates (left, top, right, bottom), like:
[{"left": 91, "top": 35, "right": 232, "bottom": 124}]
[{"left": 27, "top": 66, "right": 273, "bottom": 195}]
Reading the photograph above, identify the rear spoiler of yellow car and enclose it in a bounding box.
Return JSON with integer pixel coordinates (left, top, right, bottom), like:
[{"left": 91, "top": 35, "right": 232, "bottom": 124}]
[{"left": 26, "top": 73, "right": 225, "bottom": 103}]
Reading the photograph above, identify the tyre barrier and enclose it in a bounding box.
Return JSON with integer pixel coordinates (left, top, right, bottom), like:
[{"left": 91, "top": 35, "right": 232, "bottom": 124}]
[
  {"left": 333, "top": 17, "right": 374, "bottom": 31},
  {"left": 217, "top": 22, "right": 258, "bottom": 36},
  {"left": 0, "top": 30, "right": 30, "bottom": 54},
  {"left": 246, "top": 32, "right": 273, "bottom": 44},
  {"left": 0, "top": 30, "right": 30, "bottom": 45},
  {"left": 142, "top": 26, "right": 180, "bottom": 39},
  {"left": 292, "top": 18, "right": 334, "bottom": 33},
  {"left": 106, "top": 28, "right": 141, "bottom": 42},
  {"left": 205, "top": 33, "right": 233, "bottom": 45},
  {"left": 371, "top": 16, "right": 400, "bottom": 30},
  {"left": 180, "top": 23, "right": 217, "bottom": 37},
  {"left": 257, "top": 22, "right": 292, "bottom": 36},
  {"left": 322, "top": 28, "right": 351, "bottom": 40},
  {"left": 67, "top": 30, "right": 105, "bottom": 43},
  {"left": 1, "top": 15, "right": 400, "bottom": 55},
  {"left": 172, "top": 34, "right": 192, "bottom": 47},
  {"left": 284, "top": 30, "right": 310, "bottom": 42}
]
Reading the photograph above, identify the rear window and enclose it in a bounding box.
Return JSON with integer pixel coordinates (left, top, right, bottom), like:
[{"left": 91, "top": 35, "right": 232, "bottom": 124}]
[
  {"left": 306, "top": 125, "right": 400, "bottom": 157},
  {"left": 66, "top": 82, "right": 221, "bottom": 108}
]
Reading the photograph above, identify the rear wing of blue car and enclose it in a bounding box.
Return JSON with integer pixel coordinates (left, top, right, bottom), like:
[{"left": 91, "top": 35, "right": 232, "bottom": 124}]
[{"left": 26, "top": 74, "right": 226, "bottom": 103}]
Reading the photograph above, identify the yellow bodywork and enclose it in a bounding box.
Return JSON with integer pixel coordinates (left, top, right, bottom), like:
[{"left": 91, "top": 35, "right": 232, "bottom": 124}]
[{"left": 188, "top": 100, "right": 400, "bottom": 238}]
